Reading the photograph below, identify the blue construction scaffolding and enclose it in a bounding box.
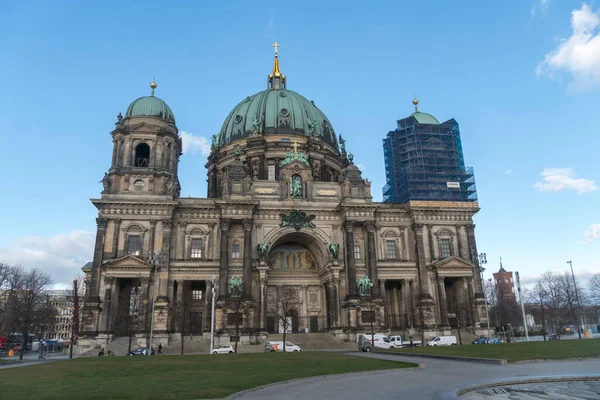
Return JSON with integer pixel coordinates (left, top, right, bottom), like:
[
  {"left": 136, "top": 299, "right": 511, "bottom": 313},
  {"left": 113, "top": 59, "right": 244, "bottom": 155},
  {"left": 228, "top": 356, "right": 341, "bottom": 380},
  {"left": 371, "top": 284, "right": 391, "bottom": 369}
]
[{"left": 382, "top": 115, "right": 477, "bottom": 204}]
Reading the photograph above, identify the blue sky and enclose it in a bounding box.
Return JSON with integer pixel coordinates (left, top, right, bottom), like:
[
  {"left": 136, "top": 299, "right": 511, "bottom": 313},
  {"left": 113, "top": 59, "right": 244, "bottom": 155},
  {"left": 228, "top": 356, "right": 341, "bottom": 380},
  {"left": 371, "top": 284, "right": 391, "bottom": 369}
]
[{"left": 0, "top": 0, "right": 598, "bottom": 287}]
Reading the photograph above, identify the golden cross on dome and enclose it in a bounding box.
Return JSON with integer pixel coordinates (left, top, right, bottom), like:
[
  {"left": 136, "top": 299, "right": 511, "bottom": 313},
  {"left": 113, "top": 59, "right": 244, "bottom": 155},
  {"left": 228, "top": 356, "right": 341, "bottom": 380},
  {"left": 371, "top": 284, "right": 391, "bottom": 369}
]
[
  {"left": 272, "top": 41, "right": 280, "bottom": 57},
  {"left": 292, "top": 141, "right": 298, "bottom": 154}
]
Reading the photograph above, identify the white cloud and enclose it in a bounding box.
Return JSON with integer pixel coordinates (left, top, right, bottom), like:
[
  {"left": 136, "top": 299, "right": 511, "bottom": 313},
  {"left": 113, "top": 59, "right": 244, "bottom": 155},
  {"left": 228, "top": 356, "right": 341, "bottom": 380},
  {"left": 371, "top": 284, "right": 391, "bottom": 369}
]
[
  {"left": 537, "top": 4, "right": 600, "bottom": 89},
  {"left": 540, "top": 0, "right": 551, "bottom": 5},
  {"left": 180, "top": 131, "right": 211, "bottom": 157},
  {"left": 533, "top": 167, "right": 597, "bottom": 193},
  {"left": 0, "top": 230, "right": 94, "bottom": 286},
  {"left": 583, "top": 223, "right": 600, "bottom": 243},
  {"left": 505, "top": 169, "right": 513, "bottom": 175}
]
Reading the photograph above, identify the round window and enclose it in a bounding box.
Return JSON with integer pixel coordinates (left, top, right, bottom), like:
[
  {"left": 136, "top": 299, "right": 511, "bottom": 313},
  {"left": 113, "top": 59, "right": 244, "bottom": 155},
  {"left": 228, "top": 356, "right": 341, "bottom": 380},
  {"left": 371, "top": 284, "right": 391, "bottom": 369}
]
[
  {"left": 279, "top": 91, "right": 287, "bottom": 97},
  {"left": 134, "top": 180, "right": 145, "bottom": 190},
  {"left": 280, "top": 108, "right": 289, "bottom": 117},
  {"left": 234, "top": 115, "right": 243, "bottom": 124}
]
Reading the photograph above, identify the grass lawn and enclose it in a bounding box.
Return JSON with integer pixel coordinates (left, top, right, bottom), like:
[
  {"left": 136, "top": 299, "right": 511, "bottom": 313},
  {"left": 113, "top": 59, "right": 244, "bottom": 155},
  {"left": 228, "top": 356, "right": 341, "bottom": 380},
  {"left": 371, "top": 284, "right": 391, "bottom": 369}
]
[
  {"left": 392, "top": 338, "right": 600, "bottom": 362},
  {"left": 0, "top": 352, "right": 415, "bottom": 399}
]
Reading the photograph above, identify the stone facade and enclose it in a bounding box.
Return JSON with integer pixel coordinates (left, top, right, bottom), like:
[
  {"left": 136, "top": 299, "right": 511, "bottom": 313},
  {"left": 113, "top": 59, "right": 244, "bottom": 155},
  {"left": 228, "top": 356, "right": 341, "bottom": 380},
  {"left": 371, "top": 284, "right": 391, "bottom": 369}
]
[{"left": 81, "top": 63, "right": 487, "bottom": 344}]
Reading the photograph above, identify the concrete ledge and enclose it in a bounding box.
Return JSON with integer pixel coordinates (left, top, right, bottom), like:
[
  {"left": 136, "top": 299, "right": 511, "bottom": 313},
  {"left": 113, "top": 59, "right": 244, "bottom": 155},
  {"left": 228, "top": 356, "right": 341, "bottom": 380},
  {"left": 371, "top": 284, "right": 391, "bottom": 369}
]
[
  {"left": 456, "top": 375, "right": 600, "bottom": 397},
  {"left": 379, "top": 351, "right": 507, "bottom": 365}
]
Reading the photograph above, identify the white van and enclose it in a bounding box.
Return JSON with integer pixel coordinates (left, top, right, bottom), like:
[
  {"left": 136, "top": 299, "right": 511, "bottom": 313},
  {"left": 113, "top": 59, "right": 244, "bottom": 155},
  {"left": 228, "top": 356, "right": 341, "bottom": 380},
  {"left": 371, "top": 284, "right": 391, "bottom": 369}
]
[
  {"left": 388, "top": 335, "right": 403, "bottom": 348},
  {"left": 426, "top": 336, "right": 457, "bottom": 346},
  {"left": 264, "top": 341, "right": 302, "bottom": 352},
  {"left": 358, "top": 334, "right": 396, "bottom": 351}
]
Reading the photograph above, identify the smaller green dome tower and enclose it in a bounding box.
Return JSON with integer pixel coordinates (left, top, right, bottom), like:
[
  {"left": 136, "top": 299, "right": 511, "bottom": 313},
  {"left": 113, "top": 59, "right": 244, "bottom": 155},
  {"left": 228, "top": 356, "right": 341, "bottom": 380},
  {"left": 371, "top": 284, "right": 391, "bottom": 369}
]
[{"left": 125, "top": 81, "right": 175, "bottom": 122}]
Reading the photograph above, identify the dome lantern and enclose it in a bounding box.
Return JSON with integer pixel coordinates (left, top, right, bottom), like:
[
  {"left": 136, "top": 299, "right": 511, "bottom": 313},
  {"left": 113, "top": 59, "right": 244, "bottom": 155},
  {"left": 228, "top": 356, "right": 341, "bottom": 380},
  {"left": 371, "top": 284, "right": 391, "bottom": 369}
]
[{"left": 268, "top": 41, "right": 286, "bottom": 90}]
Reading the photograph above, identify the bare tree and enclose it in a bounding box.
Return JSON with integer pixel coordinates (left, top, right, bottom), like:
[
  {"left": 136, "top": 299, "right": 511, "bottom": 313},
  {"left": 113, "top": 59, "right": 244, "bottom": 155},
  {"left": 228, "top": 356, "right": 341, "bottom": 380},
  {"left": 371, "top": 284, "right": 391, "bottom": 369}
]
[
  {"left": 173, "top": 281, "right": 192, "bottom": 355},
  {"left": 558, "top": 272, "right": 585, "bottom": 340},
  {"left": 541, "top": 271, "right": 566, "bottom": 338},
  {"left": 277, "top": 287, "right": 301, "bottom": 352},
  {"left": 225, "top": 293, "right": 250, "bottom": 354},
  {"left": 7, "top": 268, "right": 53, "bottom": 360},
  {"left": 528, "top": 281, "right": 548, "bottom": 341},
  {"left": 452, "top": 292, "right": 472, "bottom": 345},
  {"left": 68, "top": 276, "right": 86, "bottom": 359},
  {"left": 589, "top": 274, "right": 600, "bottom": 307},
  {"left": 126, "top": 286, "right": 144, "bottom": 354},
  {"left": 0, "top": 263, "right": 16, "bottom": 336},
  {"left": 412, "top": 287, "right": 435, "bottom": 346}
]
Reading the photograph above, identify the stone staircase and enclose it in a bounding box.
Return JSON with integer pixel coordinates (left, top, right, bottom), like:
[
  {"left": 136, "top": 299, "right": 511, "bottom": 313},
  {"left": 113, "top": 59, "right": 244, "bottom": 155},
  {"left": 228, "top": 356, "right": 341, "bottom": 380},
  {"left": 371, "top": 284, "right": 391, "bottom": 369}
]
[
  {"left": 162, "top": 336, "right": 211, "bottom": 355},
  {"left": 262, "top": 333, "right": 357, "bottom": 350}
]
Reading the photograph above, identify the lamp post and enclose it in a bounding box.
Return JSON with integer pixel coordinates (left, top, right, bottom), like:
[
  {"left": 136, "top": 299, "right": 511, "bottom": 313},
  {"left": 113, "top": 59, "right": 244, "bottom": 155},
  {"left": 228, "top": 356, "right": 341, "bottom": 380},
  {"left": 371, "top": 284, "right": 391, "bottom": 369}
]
[
  {"left": 148, "top": 252, "right": 163, "bottom": 355},
  {"left": 566, "top": 261, "right": 583, "bottom": 339},
  {"left": 515, "top": 271, "right": 529, "bottom": 342},
  {"left": 477, "top": 253, "right": 491, "bottom": 340},
  {"left": 210, "top": 275, "right": 216, "bottom": 354}
]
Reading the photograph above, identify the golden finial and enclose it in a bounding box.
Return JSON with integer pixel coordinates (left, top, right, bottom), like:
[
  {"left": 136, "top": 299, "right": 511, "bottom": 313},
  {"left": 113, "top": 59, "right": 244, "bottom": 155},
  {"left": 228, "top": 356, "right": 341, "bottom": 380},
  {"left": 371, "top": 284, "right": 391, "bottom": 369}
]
[
  {"left": 292, "top": 140, "right": 298, "bottom": 154},
  {"left": 150, "top": 78, "right": 157, "bottom": 96},
  {"left": 412, "top": 95, "right": 419, "bottom": 112},
  {"left": 268, "top": 42, "right": 286, "bottom": 89}
]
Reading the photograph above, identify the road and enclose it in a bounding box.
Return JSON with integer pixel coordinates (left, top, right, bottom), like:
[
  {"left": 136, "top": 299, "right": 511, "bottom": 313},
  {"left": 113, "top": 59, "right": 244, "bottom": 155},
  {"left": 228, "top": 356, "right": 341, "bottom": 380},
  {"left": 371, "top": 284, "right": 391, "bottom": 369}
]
[{"left": 231, "top": 352, "right": 600, "bottom": 400}]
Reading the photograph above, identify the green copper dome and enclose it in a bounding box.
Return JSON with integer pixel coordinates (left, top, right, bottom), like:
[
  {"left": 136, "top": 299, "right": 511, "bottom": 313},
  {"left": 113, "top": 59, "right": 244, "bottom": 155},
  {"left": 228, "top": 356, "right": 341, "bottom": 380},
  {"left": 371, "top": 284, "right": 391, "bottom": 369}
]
[
  {"left": 410, "top": 111, "right": 439, "bottom": 124},
  {"left": 218, "top": 88, "right": 338, "bottom": 148},
  {"left": 125, "top": 82, "right": 175, "bottom": 122},
  {"left": 125, "top": 95, "right": 175, "bottom": 122}
]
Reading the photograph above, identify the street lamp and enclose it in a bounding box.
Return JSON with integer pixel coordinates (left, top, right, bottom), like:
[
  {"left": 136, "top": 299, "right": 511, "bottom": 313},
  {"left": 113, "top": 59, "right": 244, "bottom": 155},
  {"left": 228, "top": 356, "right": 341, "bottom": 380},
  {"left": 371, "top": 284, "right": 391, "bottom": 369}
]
[
  {"left": 566, "top": 260, "right": 583, "bottom": 339},
  {"left": 477, "top": 253, "right": 491, "bottom": 340},
  {"left": 148, "top": 251, "right": 164, "bottom": 355}
]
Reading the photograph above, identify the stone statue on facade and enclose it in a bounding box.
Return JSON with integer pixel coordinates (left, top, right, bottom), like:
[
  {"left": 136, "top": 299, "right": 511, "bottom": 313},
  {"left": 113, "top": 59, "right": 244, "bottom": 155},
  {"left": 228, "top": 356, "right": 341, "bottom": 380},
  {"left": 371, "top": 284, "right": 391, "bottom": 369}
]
[
  {"left": 228, "top": 276, "right": 243, "bottom": 297},
  {"left": 100, "top": 173, "right": 111, "bottom": 192},
  {"left": 343, "top": 179, "right": 351, "bottom": 198},
  {"left": 211, "top": 134, "right": 218, "bottom": 152},
  {"left": 328, "top": 243, "right": 340, "bottom": 260},
  {"left": 363, "top": 179, "right": 371, "bottom": 197},
  {"left": 339, "top": 134, "right": 347, "bottom": 158},
  {"left": 291, "top": 175, "right": 302, "bottom": 197},
  {"left": 221, "top": 169, "right": 230, "bottom": 196},
  {"left": 257, "top": 243, "right": 269, "bottom": 261},
  {"left": 358, "top": 275, "right": 374, "bottom": 296},
  {"left": 251, "top": 117, "right": 263, "bottom": 135},
  {"left": 244, "top": 175, "right": 253, "bottom": 192},
  {"left": 165, "top": 175, "right": 180, "bottom": 196}
]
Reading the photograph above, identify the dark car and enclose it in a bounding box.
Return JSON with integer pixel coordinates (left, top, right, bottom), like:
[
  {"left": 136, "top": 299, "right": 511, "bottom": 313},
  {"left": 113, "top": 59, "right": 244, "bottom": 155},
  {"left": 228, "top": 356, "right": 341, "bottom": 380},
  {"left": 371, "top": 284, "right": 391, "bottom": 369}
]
[
  {"left": 127, "top": 347, "right": 149, "bottom": 356},
  {"left": 472, "top": 337, "right": 490, "bottom": 345},
  {"left": 549, "top": 334, "right": 559, "bottom": 340}
]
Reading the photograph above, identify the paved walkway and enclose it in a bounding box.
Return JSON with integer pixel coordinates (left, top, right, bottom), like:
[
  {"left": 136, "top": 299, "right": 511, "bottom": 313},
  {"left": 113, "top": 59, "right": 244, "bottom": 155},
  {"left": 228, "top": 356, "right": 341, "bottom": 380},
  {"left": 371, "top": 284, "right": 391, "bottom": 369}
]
[{"left": 232, "top": 352, "right": 600, "bottom": 400}]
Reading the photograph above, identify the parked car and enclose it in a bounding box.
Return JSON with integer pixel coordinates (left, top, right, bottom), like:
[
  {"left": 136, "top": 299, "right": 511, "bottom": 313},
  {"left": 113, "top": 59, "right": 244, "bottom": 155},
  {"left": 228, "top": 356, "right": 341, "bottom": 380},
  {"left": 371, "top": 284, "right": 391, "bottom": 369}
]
[
  {"left": 212, "top": 345, "right": 234, "bottom": 354},
  {"left": 426, "top": 336, "right": 457, "bottom": 346},
  {"left": 127, "top": 347, "right": 149, "bottom": 356},
  {"left": 548, "top": 334, "right": 559, "bottom": 340},
  {"left": 264, "top": 341, "right": 302, "bottom": 352},
  {"left": 472, "top": 336, "right": 490, "bottom": 345}
]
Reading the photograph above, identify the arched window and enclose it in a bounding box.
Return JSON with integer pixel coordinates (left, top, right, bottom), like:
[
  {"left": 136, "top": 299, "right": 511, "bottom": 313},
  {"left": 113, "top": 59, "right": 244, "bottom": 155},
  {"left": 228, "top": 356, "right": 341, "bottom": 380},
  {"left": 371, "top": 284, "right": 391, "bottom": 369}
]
[{"left": 134, "top": 143, "right": 150, "bottom": 167}]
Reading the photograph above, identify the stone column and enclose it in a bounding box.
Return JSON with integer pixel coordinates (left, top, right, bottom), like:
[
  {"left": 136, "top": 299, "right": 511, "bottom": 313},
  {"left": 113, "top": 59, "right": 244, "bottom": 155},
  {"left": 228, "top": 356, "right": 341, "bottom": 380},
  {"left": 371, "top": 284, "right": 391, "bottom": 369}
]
[
  {"left": 404, "top": 280, "right": 414, "bottom": 328},
  {"left": 393, "top": 285, "right": 401, "bottom": 327},
  {"left": 259, "top": 278, "right": 267, "bottom": 330},
  {"left": 242, "top": 219, "right": 253, "bottom": 298},
  {"left": 344, "top": 220, "right": 357, "bottom": 297},
  {"left": 89, "top": 218, "right": 107, "bottom": 302},
  {"left": 457, "top": 225, "right": 469, "bottom": 259},
  {"left": 466, "top": 277, "right": 477, "bottom": 325},
  {"left": 412, "top": 224, "right": 432, "bottom": 298},
  {"left": 112, "top": 219, "right": 121, "bottom": 259},
  {"left": 302, "top": 285, "right": 308, "bottom": 330},
  {"left": 218, "top": 219, "right": 230, "bottom": 297},
  {"left": 111, "top": 139, "right": 118, "bottom": 167},
  {"left": 167, "top": 280, "right": 175, "bottom": 331},
  {"left": 426, "top": 224, "right": 435, "bottom": 261},
  {"left": 465, "top": 224, "right": 483, "bottom": 293},
  {"left": 102, "top": 276, "right": 115, "bottom": 333},
  {"left": 326, "top": 281, "right": 335, "bottom": 328},
  {"left": 176, "top": 222, "right": 186, "bottom": 260},
  {"left": 148, "top": 220, "right": 156, "bottom": 255},
  {"left": 365, "top": 221, "right": 380, "bottom": 296},
  {"left": 333, "top": 278, "right": 341, "bottom": 326},
  {"left": 437, "top": 275, "right": 449, "bottom": 327},
  {"left": 126, "top": 138, "right": 134, "bottom": 166},
  {"left": 158, "top": 220, "right": 172, "bottom": 300}
]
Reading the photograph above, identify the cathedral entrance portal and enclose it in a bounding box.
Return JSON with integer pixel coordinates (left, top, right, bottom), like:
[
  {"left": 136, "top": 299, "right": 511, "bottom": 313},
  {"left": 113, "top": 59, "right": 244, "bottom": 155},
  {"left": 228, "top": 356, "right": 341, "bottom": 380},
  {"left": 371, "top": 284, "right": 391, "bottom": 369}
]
[{"left": 263, "top": 231, "right": 330, "bottom": 333}]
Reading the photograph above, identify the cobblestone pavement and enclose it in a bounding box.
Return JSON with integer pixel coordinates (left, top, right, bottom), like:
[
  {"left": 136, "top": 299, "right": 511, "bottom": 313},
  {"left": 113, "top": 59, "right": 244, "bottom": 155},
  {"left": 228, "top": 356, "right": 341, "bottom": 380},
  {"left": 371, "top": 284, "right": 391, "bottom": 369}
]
[{"left": 462, "top": 380, "right": 600, "bottom": 399}]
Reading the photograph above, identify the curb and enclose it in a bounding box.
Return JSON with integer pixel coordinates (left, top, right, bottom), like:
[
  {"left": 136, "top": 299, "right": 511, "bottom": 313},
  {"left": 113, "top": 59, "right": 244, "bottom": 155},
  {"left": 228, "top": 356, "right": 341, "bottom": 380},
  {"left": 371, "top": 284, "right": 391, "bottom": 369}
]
[
  {"left": 225, "top": 366, "right": 423, "bottom": 399},
  {"left": 379, "top": 351, "right": 507, "bottom": 365},
  {"left": 456, "top": 375, "right": 600, "bottom": 397}
]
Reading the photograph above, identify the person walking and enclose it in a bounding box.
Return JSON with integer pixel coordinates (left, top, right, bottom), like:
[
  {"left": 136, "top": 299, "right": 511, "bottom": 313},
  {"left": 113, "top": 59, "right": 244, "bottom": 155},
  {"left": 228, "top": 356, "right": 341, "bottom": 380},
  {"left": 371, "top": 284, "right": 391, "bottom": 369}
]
[{"left": 158, "top": 343, "right": 163, "bottom": 355}]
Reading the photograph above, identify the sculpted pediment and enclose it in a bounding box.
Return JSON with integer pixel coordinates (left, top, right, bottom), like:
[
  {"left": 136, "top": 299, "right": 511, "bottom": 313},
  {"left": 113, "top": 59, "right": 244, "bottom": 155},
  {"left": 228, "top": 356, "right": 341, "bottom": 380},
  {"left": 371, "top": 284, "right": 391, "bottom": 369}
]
[
  {"left": 434, "top": 255, "right": 473, "bottom": 270},
  {"left": 127, "top": 122, "right": 161, "bottom": 133},
  {"left": 103, "top": 255, "right": 149, "bottom": 270}
]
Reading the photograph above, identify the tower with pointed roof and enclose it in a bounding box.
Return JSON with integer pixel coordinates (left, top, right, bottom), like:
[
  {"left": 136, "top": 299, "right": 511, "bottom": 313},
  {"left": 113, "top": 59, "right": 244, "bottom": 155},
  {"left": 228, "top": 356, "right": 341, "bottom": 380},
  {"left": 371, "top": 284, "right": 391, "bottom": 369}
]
[{"left": 493, "top": 259, "right": 516, "bottom": 303}]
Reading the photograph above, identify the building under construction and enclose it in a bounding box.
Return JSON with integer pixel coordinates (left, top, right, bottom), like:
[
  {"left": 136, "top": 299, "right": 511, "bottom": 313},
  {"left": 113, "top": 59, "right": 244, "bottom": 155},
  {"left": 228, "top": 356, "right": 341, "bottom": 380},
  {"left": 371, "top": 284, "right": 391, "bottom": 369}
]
[{"left": 382, "top": 99, "right": 477, "bottom": 204}]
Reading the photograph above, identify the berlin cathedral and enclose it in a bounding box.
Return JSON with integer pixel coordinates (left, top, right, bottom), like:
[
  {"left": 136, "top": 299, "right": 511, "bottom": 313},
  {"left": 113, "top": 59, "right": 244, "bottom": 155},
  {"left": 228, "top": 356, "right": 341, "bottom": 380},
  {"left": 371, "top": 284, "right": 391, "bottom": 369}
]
[{"left": 81, "top": 44, "right": 487, "bottom": 346}]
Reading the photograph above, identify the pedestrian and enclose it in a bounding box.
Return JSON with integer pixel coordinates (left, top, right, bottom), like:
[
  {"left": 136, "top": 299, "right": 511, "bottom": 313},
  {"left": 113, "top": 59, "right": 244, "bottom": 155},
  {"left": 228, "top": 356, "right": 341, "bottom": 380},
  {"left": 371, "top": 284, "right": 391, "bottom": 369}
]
[
  {"left": 158, "top": 343, "right": 163, "bottom": 355},
  {"left": 98, "top": 348, "right": 105, "bottom": 356},
  {"left": 409, "top": 336, "right": 413, "bottom": 347}
]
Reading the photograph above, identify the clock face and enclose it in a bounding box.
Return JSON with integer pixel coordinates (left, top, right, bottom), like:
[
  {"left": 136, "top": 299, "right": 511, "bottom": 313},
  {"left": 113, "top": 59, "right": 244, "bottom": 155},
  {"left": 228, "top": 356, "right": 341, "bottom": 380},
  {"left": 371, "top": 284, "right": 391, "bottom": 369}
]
[{"left": 134, "top": 179, "right": 145, "bottom": 190}]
